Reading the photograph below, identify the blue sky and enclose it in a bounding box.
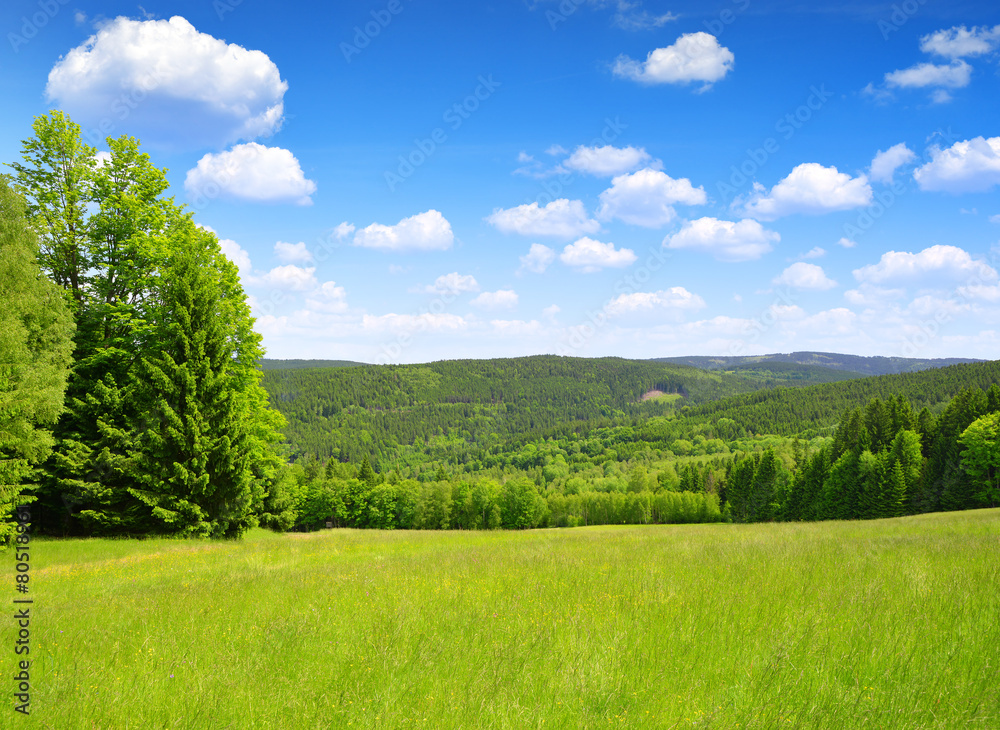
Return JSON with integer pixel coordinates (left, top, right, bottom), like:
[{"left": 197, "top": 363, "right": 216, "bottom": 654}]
[{"left": 2, "top": 0, "right": 999, "bottom": 363}]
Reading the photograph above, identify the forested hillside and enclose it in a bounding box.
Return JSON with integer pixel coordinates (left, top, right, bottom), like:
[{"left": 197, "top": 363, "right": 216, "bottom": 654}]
[{"left": 656, "top": 351, "right": 982, "bottom": 376}]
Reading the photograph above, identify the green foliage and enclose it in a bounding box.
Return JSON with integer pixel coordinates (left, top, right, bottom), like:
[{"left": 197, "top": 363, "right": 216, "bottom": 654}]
[
  {"left": 0, "top": 177, "right": 75, "bottom": 542},
  {"left": 958, "top": 413, "right": 1000, "bottom": 507}
]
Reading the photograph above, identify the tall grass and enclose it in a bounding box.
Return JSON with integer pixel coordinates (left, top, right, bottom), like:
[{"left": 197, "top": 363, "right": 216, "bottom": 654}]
[{"left": 5, "top": 510, "right": 998, "bottom": 728}]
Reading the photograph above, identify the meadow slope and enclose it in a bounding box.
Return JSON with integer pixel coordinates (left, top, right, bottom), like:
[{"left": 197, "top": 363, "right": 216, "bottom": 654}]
[{"left": 6, "top": 510, "right": 999, "bottom": 728}]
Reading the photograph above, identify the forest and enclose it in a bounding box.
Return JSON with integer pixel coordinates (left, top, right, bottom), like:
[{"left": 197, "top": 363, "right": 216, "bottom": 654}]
[{"left": 2, "top": 111, "right": 999, "bottom": 541}]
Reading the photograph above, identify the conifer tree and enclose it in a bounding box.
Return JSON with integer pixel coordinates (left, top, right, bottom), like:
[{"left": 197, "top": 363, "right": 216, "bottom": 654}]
[{"left": 127, "top": 224, "right": 284, "bottom": 537}]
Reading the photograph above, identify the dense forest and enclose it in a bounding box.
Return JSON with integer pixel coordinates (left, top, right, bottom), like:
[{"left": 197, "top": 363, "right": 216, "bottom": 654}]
[{"left": 2, "top": 111, "right": 998, "bottom": 541}]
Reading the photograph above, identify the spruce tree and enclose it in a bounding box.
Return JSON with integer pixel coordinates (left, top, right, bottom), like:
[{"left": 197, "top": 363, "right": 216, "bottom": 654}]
[{"left": 127, "top": 223, "right": 284, "bottom": 537}]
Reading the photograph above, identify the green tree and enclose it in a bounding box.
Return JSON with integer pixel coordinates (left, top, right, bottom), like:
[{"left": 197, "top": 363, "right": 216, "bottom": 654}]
[
  {"left": 958, "top": 413, "right": 1000, "bottom": 507},
  {"left": 6, "top": 110, "right": 95, "bottom": 306},
  {"left": 127, "top": 224, "right": 285, "bottom": 537},
  {"left": 0, "top": 177, "right": 75, "bottom": 542}
]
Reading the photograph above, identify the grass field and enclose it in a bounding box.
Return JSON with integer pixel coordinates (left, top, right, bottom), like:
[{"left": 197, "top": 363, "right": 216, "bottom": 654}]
[{"left": 5, "top": 510, "right": 999, "bottom": 728}]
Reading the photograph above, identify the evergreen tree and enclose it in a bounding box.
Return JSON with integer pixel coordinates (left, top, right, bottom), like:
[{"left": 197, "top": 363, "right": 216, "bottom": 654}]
[
  {"left": 0, "top": 177, "right": 75, "bottom": 542},
  {"left": 127, "top": 224, "right": 285, "bottom": 537},
  {"left": 885, "top": 461, "right": 908, "bottom": 518}
]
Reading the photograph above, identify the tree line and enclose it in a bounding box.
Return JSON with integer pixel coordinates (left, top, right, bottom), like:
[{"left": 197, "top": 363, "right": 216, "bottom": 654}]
[{"left": 1, "top": 111, "right": 284, "bottom": 539}]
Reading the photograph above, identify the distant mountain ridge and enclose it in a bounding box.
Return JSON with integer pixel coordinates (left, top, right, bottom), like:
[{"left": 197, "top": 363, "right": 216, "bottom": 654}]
[
  {"left": 651, "top": 352, "right": 982, "bottom": 377},
  {"left": 259, "top": 359, "right": 367, "bottom": 370}
]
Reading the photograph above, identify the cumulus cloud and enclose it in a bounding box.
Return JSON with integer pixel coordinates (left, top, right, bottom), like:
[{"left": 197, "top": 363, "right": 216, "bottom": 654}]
[
  {"left": 361, "top": 312, "right": 468, "bottom": 333},
  {"left": 46, "top": 16, "right": 286, "bottom": 149},
  {"left": 353, "top": 210, "right": 454, "bottom": 252},
  {"left": 256, "top": 265, "right": 318, "bottom": 292},
  {"left": 217, "top": 237, "right": 253, "bottom": 277},
  {"left": 185, "top": 143, "right": 316, "bottom": 205},
  {"left": 304, "top": 281, "right": 349, "bottom": 313},
  {"left": 884, "top": 60, "right": 972, "bottom": 90},
  {"left": 471, "top": 290, "right": 519, "bottom": 310},
  {"left": 773, "top": 263, "right": 837, "bottom": 290},
  {"left": 486, "top": 199, "right": 600, "bottom": 238},
  {"left": 665, "top": 217, "right": 779, "bottom": 262},
  {"left": 422, "top": 272, "right": 480, "bottom": 295},
  {"left": 274, "top": 241, "right": 313, "bottom": 264},
  {"left": 797, "top": 247, "right": 826, "bottom": 260},
  {"left": 613, "top": 32, "right": 734, "bottom": 89},
  {"left": 333, "top": 222, "right": 356, "bottom": 241},
  {"left": 853, "top": 245, "right": 997, "bottom": 285},
  {"left": 870, "top": 143, "right": 916, "bottom": 184},
  {"left": 606, "top": 287, "right": 706, "bottom": 317},
  {"left": 563, "top": 145, "right": 656, "bottom": 176},
  {"left": 837, "top": 237, "right": 858, "bottom": 249},
  {"left": 560, "top": 238, "right": 637, "bottom": 273},
  {"left": 597, "top": 168, "right": 706, "bottom": 228},
  {"left": 740, "top": 163, "right": 872, "bottom": 220},
  {"left": 518, "top": 244, "right": 556, "bottom": 274},
  {"left": 913, "top": 137, "right": 1000, "bottom": 193},
  {"left": 920, "top": 25, "right": 1000, "bottom": 59}
]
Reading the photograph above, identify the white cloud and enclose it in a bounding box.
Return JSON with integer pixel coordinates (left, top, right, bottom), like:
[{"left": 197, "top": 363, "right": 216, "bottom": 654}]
[
  {"left": 333, "top": 222, "right": 356, "bottom": 241},
  {"left": 843, "top": 283, "right": 906, "bottom": 307},
  {"left": 885, "top": 60, "right": 972, "bottom": 90},
  {"left": 560, "top": 237, "right": 637, "bottom": 273},
  {"left": 490, "top": 319, "right": 544, "bottom": 337},
  {"left": 46, "top": 16, "right": 286, "bottom": 149},
  {"left": 837, "top": 237, "right": 857, "bottom": 249},
  {"left": 218, "top": 237, "right": 253, "bottom": 277},
  {"left": 185, "top": 143, "right": 316, "bottom": 205},
  {"left": 546, "top": 144, "right": 568, "bottom": 156},
  {"left": 613, "top": 32, "right": 734, "bottom": 89},
  {"left": 274, "top": 241, "right": 313, "bottom": 264},
  {"left": 740, "top": 163, "right": 872, "bottom": 220},
  {"left": 990, "top": 215, "right": 1000, "bottom": 224},
  {"left": 423, "top": 273, "right": 480, "bottom": 295},
  {"left": 563, "top": 145, "right": 656, "bottom": 176},
  {"left": 913, "top": 137, "right": 1000, "bottom": 193},
  {"left": 486, "top": 199, "right": 600, "bottom": 238},
  {"left": 606, "top": 287, "right": 706, "bottom": 317},
  {"left": 797, "top": 308, "right": 858, "bottom": 337},
  {"left": 920, "top": 25, "right": 1000, "bottom": 59},
  {"left": 797, "top": 247, "right": 826, "bottom": 260},
  {"left": 853, "top": 245, "right": 997, "bottom": 285},
  {"left": 597, "top": 168, "right": 706, "bottom": 228},
  {"left": 870, "top": 143, "right": 916, "bottom": 184},
  {"left": 519, "top": 244, "right": 556, "bottom": 274},
  {"left": 543, "top": 304, "right": 561, "bottom": 322},
  {"left": 611, "top": 1, "right": 678, "bottom": 31},
  {"left": 471, "top": 290, "right": 519, "bottom": 310},
  {"left": 362, "top": 313, "right": 468, "bottom": 333},
  {"left": 353, "top": 210, "right": 454, "bottom": 252},
  {"left": 773, "top": 262, "right": 837, "bottom": 290},
  {"left": 665, "top": 217, "right": 779, "bottom": 262},
  {"left": 304, "top": 281, "right": 349, "bottom": 313},
  {"left": 256, "top": 265, "right": 318, "bottom": 292}
]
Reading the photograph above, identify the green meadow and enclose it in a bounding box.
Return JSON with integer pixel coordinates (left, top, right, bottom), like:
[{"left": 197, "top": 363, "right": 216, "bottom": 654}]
[{"left": 7, "top": 510, "right": 999, "bottom": 728}]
